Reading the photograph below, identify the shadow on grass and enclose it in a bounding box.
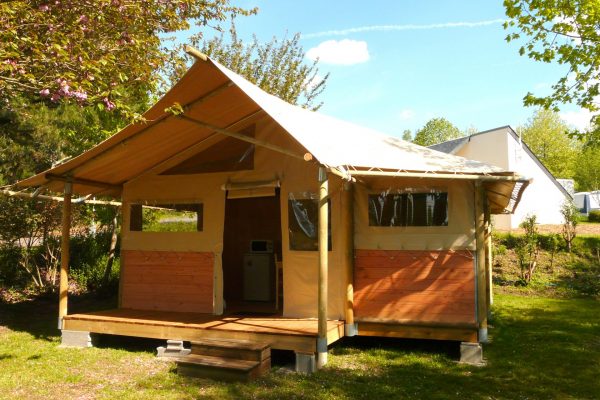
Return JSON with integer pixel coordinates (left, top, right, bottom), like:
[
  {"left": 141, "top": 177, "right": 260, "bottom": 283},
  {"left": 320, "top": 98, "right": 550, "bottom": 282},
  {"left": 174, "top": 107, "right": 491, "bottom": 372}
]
[
  {"left": 0, "top": 293, "right": 118, "bottom": 342},
  {"left": 212, "top": 296, "right": 600, "bottom": 400},
  {"left": 2, "top": 294, "right": 599, "bottom": 399},
  {"left": 93, "top": 334, "right": 164, "bottom": 354}
]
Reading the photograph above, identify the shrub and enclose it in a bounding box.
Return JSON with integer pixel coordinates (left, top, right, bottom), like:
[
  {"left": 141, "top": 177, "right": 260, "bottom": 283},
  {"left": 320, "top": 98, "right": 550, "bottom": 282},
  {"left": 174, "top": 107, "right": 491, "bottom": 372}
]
[
  {"left": 589, "top": 210, "right": 600, "bottom": 223},
  {"left": 0, "top": 246, "right": 27, "bottom": 287},
  {"left": 70, "top": 254, "right": 120, "bottom": 294},
  {"left": 560, "top": 200, "right": 578, "bottom": 252},
  {"left": 494, "top": 244, "right": 507, "bottom": 257},
  {"left": 516, "top": 214, "right": 540, "bottom": 284},
  {"left": 494, "top": 233, "right": 521, "bottom": 249}
]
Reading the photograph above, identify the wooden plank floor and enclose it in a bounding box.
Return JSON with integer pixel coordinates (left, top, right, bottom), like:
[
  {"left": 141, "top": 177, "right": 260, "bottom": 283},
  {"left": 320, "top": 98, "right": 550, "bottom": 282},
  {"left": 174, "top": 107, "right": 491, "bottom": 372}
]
[{"left": 63, "top": 309, "right": 345, "bottom": 353}]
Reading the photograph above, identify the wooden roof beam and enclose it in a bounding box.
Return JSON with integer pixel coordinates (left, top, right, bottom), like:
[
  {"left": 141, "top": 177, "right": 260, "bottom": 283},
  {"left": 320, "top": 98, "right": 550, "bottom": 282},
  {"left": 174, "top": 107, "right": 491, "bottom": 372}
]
[
  {"left": 126, "top": 109, "right": 265, "bottom": 185},
  {"left": 178, "top": 115, "right": 307, "bottom": 161},
  {"left": 1, "top": 188, "right": 121, "bottom": 206},
  {"left": 45, "top": 174, "right": 122, "bottom": 191},
  {"left": 185, "top": 45, "right": 208, "bottom": 62},
  {"left": 347, "top": 170, "right": 530, "bottom": 182}
]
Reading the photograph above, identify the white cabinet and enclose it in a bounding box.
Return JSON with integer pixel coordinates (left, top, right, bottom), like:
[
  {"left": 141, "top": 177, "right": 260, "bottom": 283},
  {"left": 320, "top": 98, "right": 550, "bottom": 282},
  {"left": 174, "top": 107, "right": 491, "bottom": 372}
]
[{"left": 243, "top": 253, "right": 273, "bottom": 301}]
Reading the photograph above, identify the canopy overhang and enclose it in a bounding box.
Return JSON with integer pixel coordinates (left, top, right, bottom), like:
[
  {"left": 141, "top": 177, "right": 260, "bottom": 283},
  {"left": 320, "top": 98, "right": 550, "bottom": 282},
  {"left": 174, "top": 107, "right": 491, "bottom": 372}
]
[{"left": 13, "top": 53, "right": 528, "bottom": 214}]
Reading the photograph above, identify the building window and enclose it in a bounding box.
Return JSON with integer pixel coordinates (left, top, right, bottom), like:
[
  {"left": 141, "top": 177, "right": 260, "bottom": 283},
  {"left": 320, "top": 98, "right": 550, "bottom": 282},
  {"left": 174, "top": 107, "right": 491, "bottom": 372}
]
[
  {"left": 288, "top": 193, "right": 332, "bottom": 251},
  {"left": 130, "top": 203, "right": 203, "bottom": 232},
  {"left": 368, "top": 191, "right": 448, "bottom": 227}
]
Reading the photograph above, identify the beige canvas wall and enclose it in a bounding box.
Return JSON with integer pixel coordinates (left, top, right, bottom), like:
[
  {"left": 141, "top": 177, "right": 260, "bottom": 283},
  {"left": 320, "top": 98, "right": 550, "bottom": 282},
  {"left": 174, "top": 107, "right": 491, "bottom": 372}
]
[{"left": 121, "top": 117, "right": 348, "bottom": 320}]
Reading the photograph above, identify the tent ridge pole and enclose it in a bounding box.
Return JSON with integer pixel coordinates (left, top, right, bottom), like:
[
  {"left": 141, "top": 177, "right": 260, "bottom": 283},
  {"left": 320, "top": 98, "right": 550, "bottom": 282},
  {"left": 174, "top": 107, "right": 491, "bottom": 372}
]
[{"left": 184, "top": 45, "right": 208, "bottom": 62}]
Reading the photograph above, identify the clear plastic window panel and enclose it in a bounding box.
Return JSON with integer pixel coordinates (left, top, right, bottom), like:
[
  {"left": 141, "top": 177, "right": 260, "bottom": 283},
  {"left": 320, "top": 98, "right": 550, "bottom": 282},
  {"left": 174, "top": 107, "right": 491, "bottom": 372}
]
[
  {"left": 368, "top": 189, "right": 448, "bottom": 227},
  {"left": 288, "top": 192, "right": 332, "bottom": 251}
]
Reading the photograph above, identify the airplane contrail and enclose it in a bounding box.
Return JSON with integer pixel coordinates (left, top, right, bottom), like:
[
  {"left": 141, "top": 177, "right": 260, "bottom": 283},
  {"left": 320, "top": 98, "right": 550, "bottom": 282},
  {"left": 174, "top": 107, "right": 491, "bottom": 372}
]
[{"left": 302, "top": 19, "right": 506, "bottom": 39}]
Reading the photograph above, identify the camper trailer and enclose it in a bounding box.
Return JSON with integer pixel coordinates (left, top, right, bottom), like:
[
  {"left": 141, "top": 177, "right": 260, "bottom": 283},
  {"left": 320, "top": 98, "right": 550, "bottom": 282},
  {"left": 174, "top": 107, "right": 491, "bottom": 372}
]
[
  {"left": 15, "top": 54, "right": 528, "bottom": 372},
  {"left": 574, "top": 191, "right": 600, "bottom": 214}
]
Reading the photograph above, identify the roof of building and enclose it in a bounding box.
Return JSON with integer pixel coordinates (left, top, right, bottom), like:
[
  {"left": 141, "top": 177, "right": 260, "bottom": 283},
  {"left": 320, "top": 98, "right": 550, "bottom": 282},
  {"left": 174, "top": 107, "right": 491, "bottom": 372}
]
[{"left": 429, "top": 126, "right": 572, "bottom": 199}]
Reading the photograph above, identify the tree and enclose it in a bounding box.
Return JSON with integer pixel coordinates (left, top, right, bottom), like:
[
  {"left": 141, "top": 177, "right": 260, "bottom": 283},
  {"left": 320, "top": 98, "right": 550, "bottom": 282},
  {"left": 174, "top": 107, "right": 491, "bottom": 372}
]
[
  {"left": 401, "top": 129, "right": 412, "bottom": 141},
  {"left": 413, "top": 118, "right": 463, "bottom": 146},
  {"left": 560, "top": 200, "right": 578, "bottom": 253},
  {"left": 0, "top": 196, "right": 62, "bottom": 289},
  {"left": 464, "top": 125, "right": 479, "bottom": 136},
  {"left": 0, "top": 1, "right": 255, "bottom": 116},
  {"left": 0, "top": 93, "right": 149, "bottom": 186},
  {"left": 516, "top": 214, "right": 540, "bottom": 284},
  {"left": 199, "top": 24, "right": 329, "bottom": 110},
  {"left": 503, "top": 0, "right": 600, "bottom": 140},
  {"left": 574, "top": 144, "right": 600, "bottom": 192},
  {"left": 520, "top": 109, "right": 579, "bottom": 178}
]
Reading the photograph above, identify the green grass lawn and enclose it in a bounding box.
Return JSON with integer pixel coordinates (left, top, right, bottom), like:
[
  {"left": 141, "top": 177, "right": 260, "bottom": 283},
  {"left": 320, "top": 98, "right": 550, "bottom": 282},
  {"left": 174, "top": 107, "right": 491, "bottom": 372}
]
[{"left": 1, "top": 293, "right": 599, "bottom": 399}]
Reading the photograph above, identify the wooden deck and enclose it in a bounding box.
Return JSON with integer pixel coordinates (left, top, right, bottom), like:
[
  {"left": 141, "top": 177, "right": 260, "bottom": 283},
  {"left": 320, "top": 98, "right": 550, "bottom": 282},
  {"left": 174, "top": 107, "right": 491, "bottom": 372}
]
[{"left": 63, "top": 309, "right": 345, "bottom": 353}]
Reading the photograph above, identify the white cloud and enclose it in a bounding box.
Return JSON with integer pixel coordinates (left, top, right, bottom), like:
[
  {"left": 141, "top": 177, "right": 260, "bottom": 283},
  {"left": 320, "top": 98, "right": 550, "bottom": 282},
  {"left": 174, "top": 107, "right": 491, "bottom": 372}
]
[
  {"left": 306, "top": 39, "right": 369, "bottom": 66},
  {"left": 560, "top": 108, "right": 597, "bottom": 131},
  {"left": 302, "top": 19, "right": 505, "bottom": 39},
  {"left": 398, "top": 109, "right": 415, "bottom": 121}
]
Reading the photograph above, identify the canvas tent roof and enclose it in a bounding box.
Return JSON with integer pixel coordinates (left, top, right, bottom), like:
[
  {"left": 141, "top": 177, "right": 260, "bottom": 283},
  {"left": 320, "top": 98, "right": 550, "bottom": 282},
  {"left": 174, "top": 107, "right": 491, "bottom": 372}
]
[{"left": 14, "top": 54, "right": 526, "bottom": 212}]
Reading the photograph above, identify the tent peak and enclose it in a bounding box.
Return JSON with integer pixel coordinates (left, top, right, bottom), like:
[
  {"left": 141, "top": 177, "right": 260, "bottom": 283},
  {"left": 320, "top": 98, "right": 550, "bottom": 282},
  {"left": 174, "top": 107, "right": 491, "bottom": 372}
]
[{"left": 184, "top": 45, "right": 208, "bottom": 62}]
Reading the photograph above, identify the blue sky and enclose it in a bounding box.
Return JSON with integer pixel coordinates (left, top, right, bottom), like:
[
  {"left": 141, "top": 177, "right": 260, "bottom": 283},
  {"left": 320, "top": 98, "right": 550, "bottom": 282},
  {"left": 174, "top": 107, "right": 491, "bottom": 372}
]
[{"left": 184, "top": 1, "right": 592, "bottom": 138}]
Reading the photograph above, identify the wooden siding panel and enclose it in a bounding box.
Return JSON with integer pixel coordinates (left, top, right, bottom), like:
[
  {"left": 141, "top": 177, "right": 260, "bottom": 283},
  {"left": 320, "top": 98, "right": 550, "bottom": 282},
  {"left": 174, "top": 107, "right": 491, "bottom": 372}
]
[
  {"left": 121, "top": 250, "right": 213, "bottom": 313},
  {"left": 354, "top": 250, "right": 476, "bottom": 324}
]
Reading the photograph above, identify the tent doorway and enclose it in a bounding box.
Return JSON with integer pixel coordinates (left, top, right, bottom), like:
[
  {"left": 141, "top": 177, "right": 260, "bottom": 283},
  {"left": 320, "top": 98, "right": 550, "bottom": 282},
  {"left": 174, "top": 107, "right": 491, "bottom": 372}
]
[{"left": 222, "top": 190, "right": 282, "bottom": 315}]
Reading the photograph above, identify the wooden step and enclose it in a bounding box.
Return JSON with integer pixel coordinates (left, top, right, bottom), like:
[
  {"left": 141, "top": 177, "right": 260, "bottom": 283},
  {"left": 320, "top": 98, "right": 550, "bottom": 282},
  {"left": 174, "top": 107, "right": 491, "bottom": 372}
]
[
  {"left": 190, "top": 338, "right": 270, "bottom": 362},
  {"left": 175, "top": 354, "right": 271, "bottom": 382}
]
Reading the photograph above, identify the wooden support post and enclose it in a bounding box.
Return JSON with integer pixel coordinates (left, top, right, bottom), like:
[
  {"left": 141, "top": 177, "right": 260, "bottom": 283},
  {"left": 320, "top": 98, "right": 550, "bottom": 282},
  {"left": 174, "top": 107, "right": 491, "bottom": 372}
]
[
  {"left": 58, "top": 182, "right": 72, "bottom": 329},
  {"left": 118, "top": 201, "right": 128, "bottom": 309},
  {"left": 317, "top": 167, "right": 329, "bottom": 368},
  {"left": 484, "top": 197, "right": 493, "bottom": 308},
  {"left": 343, "top": 182, "right": 356, "bottom": 336},
  {"left": 474, "top": 182, "right": 488, "bottom": 342}
]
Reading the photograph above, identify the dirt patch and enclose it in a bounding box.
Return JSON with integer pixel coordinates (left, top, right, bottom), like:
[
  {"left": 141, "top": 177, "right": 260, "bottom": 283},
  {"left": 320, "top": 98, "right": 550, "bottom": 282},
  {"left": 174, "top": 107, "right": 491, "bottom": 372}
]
[{"left": 498, "top": 223, "right": 600, "bottom": 235}]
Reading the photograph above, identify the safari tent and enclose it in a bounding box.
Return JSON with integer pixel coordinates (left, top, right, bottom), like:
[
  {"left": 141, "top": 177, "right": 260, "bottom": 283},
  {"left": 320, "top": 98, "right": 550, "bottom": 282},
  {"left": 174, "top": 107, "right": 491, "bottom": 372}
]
[{"left": 15, "top": 50, "right": 529, "bottom": 372}]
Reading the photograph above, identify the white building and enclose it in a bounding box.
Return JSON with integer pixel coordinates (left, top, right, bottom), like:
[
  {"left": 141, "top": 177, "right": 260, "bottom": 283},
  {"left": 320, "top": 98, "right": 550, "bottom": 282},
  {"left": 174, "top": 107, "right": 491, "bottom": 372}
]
[{"left": 430, "top": 126, "right": 571, "bottom": 230}]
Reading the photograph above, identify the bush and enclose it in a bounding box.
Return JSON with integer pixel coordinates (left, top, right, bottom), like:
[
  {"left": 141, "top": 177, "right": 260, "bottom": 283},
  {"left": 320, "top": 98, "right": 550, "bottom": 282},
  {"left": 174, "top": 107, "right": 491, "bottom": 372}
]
[
  {"left": 516, "top": 215, "right": 540, "bottom": 284},
  {"left": 538, "top": 234, "right": 563, "bottom": 252},
  {"left": 494, "top": 244, "right": 507, "bottom": 257},
  {"left": 0, "top": 229, "right": 120, "bottom": 296},
  {"left": 69, "top": 230, "right": 120, "bottom": 294},
  {"left": 588, "top": 210, "right": 600, "bottom": 223},
  {"left": 70, "top": 254, "right": 120, "bottom": 294},
  {"left": 0, "top": 246, "right": 27, "bottom": 287},
  {"left": 494, "top": 233, "right": 521, "bottom": 249},
  {"left": 69, "top": 231, "right": 114, "bottom": 273}
]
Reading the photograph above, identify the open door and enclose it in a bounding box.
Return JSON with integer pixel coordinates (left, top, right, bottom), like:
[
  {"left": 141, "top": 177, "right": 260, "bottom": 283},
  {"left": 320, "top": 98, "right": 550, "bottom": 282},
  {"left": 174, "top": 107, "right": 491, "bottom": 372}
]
[{"left": 222, "top": 189, "right": 282, "bottom": 315}]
